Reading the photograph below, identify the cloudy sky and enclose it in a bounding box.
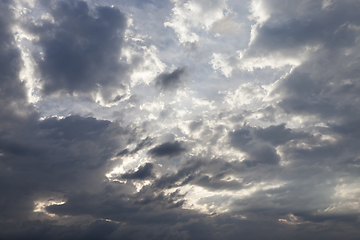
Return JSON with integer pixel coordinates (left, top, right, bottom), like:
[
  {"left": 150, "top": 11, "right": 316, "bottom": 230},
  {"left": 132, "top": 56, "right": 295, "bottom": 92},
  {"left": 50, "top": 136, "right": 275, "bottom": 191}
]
[{"left": 1, "top": 0, "right": 360, "bottom": 239}]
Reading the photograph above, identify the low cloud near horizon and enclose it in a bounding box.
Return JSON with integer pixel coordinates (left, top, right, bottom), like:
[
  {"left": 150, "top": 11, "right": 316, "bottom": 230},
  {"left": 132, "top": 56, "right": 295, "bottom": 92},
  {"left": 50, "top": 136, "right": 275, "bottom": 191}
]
[{"left": 1, "top": 0, "right": 360, "bottom": 239}]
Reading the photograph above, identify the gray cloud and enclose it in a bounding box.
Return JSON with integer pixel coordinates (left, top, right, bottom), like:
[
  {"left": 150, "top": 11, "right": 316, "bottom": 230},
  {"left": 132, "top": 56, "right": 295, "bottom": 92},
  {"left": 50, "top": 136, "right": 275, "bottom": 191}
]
[
  {"left": 0, "top": 114, "right": 131, "bottom": 223},
  {"left": 244, "top": 0, "right": 360, "bottom": 61},
  {"left": 254, "top": 123, "right": 308, "bottom": 146},
  {"left": 153, "top": 158, "right": 205, "bottom": 189},
  {"left": 155, "top": 67, "right": 188, "bottom": 92},
  {"left": 148, "top": 141, "right": 186, "bottom": 159},
  {"left": 189, "top": 120, "right": 203, "bottom": 132},
  {"left": 229, "top": 127, "right": 280, "bottom": 166},
  {"left": 26, "top": 0, "right": 128, "bottom": 102},
  {"left": 119, "top": 162, "right": 155, "bottom": 180},
  {"left": 0, "top": 219, "right": 119, "bottom": 240},
  {"left": 0, "top": 0, "right": 39, "bottom": 222}
]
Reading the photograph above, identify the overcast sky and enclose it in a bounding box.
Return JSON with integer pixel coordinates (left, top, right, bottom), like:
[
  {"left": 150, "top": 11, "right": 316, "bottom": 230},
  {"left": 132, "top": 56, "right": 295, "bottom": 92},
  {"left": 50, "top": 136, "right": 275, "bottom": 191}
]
[{"left": 1, "top": 0, "right": 360, "bottom": 239}]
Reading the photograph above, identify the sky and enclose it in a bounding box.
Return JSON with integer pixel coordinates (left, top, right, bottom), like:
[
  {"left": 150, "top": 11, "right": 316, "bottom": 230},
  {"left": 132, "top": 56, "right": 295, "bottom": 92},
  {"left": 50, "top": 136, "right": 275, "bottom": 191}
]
[{"left": 1, "top": 0, "right": 360, "bottom": 239}]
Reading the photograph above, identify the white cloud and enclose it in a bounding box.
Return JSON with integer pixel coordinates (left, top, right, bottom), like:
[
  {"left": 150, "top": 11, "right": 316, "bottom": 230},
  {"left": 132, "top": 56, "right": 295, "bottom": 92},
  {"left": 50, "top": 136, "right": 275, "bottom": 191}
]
[
  {"left": 165, "top": 0, "right": 229, "bottom": 43},
  {"left": 224, "top": 82, "right": 266, "bottom": 107}
]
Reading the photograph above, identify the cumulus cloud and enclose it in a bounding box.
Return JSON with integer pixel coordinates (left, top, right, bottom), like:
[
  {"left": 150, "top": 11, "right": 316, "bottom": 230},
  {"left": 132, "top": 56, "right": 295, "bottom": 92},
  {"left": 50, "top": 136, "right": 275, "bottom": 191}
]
[
  {"left": 165, "top": 0, "right": 229, "bottom": 44},
  {"left": 24, "top": 0, "right": 129, "bottom": 103}
]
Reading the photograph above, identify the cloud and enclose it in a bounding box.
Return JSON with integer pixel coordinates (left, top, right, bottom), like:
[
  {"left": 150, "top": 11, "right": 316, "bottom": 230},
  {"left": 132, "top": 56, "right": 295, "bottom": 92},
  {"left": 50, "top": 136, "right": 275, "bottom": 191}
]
[
  {"left": 0, "top": 0, "right": 35, "bottom": 123},
  {"left": 148, "top": 141, "right": 186, "bottom": 158},
  {"left": 119, "top": 162, "right": 155, "bottom": 180},
  {"left": 152, "top": 158, "right": 204, "bottom": 189},
  {"left": 155, "top": 67, "right": 188, "bottom": 92},
  {"left": 254, "top": 123, "right": 308, "bottom": 146},
  {"left": 0, "top": 219, "right": 119, "bottom": 240},
  {"left": 25, "top": 0, "right": 129, "bottom": 103},
  {"left": 164, "top": 0, "right": 228, "bottom": 44},
  {"left": 211, "top": 14, "right": 242, "bottom": 34},
  {"left": 212, "top": 0, "right": 360, "bottom": 74},
  {"left": 229, "top": 126, "right": 285, "bottom": 166},
  {"left": 117, "top": 137, "right": 154, "bottom": 157},
  {"left": 0, "top": 113, "right": 131, "bottom": 222},
  {"left": 38, "top": 115, "right": 111, "bottom": 141},
  {"left": 189, "top": 120, "right": 203, "bottom": 132}
]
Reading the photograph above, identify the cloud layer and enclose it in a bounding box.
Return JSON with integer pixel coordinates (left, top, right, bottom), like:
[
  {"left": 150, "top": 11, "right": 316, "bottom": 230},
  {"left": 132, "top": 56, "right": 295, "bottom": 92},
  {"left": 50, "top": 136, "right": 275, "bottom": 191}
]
[{"left": 1, "top": 0, "right": 360, "bottom": 239}]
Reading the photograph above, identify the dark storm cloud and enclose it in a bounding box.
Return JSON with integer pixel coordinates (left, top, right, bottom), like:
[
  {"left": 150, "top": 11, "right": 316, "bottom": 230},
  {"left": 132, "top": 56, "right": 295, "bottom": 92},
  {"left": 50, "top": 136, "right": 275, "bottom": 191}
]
[
  {"left": 1, "top": 219, "right": 119, "bottom": 240},
  {"left": 82, "top": 220, "right": 120, "bottom": 240},
  {"left": 42, "top": 157, "right": 246, "bottom": 230},
  {"left": 35, "top": 116, "right": 123, "bottom": 169},
  {"left": 155, "top": 66, "right": 188, "bottom": 92},
  {"left": 0, "top": 114, "right": 131, "bottom": 223},
  {"left": 119, "top": 162, "right": 155, "bottom": 180},
  {"left": 0, "top": 0, "right": 39, "bottom": 222},
  {"left": 45, "top": 183, "right": 192, "bottom": 225},
  {"left": 148, "top": 141, "right": 186, "bottom": 158},
  {"left": 25, "top": 0, "right": 128, "bottom": 101},
  {"left": 46, "top": 190, "right": 138, "bottom": 220},
  {"left": 3, "top": 214, "right": 360, "bottom": 240},
  {"left": 38, "top": 115, "right": 111, "bottom": 141}
]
